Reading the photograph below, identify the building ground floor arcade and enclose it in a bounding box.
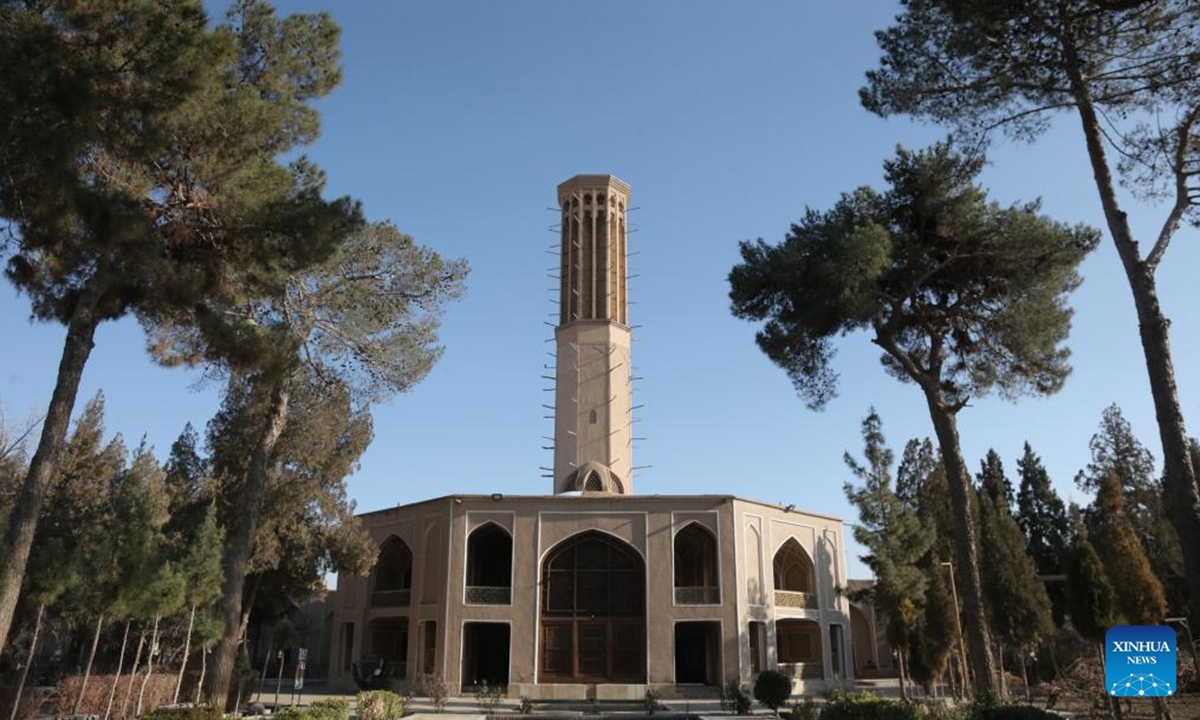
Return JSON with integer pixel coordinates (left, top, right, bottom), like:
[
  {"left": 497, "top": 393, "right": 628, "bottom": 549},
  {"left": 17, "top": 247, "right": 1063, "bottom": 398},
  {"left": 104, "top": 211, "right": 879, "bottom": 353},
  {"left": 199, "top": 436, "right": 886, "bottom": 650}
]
[{"left": 328, "top": 494, "right": 884, "bottom": 698}]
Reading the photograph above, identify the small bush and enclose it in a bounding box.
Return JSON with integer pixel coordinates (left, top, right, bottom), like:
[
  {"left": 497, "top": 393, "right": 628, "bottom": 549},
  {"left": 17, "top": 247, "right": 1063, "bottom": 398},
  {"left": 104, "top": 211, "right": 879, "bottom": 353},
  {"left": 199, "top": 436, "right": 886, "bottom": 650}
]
[
  {"left": 978, "top": 707, "right": 1060, "bottom": 720},
  {"left": 519, "top": 695, "right": 534, "bottom": 715},
  {"left": 359, "top": 689, "right": 404, "bottom": 720},
  {"left": 819, "top": 691, "right": 920, "bottom": 720},
  {"left": 418, "top": 673, "right": 449, "bottom": 712},
  {"left": 787, "top": 699, "right": 819, "bottom": 720},
  {"left": 139, "top": 707, "right": 225, "bottom": 720},
  {"left": 643, "top": 687, "right": 661, "bottom": 715},
  {"left": 309, "top": 698, "right": 352, "bottom": 720},
  {"left": 721, "top": 680, "right": 752, "bottom": 715},
  {"left": 753, "top": 670, "right": 792, "bottom": 714},
  {"left": 474, "top": 680, "right": 506, "bottom": 714}
]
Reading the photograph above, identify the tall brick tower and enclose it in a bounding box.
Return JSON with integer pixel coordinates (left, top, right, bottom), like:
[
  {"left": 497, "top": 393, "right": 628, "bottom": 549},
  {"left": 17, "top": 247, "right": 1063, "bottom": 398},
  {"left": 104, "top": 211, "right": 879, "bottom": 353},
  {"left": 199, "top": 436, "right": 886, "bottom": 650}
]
[{"left": 552, "top": 175, "right": 633, "bottom": 495}]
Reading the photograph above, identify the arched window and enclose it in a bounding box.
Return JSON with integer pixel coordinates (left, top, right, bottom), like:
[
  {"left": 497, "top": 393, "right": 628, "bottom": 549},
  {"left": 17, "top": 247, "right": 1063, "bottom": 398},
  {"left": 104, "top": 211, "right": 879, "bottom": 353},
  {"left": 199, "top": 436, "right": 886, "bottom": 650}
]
[
  {"left": 673, "top": 523, "right": 719, "bottom": 605},
  {"left": 372, "top": 536, "right": 412, "bottom": 607},
  {"left": 772, "top": 538, "right": 817, "bottom": 609},
  {"left": 540, "top": 531, "right": 645, "bottom": 683},
  {"left": 465, "top": 523, "right": 512, "bottom": 604},
  {"left": 583, "top": 472, "right": 603, "bottom": 492}
]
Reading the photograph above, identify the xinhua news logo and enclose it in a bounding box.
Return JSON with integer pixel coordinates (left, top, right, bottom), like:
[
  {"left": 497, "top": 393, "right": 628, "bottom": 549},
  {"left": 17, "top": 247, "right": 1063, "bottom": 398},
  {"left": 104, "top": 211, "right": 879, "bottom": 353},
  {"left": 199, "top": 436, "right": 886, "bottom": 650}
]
[{"left": 1105, "top": 625, "right": 1176, "bottom": 697}]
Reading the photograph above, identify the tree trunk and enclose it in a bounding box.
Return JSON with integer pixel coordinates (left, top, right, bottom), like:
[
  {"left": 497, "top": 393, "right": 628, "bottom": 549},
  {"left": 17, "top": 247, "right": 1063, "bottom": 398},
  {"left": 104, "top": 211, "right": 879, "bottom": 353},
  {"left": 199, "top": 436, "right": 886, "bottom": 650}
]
[
  {"left": 257, "top": 635, "right": 273, "bottom": 704},
  {"left": 104, "top": 620, "right": 131, "bottom": 720},
  {"left": 74, "top": 612, "right": 105, "bottom": 715},
  {"left": 205, "top": 381, "right": 290, "bottom": 707},
  {"left": 1153, "top": 696, "right": 1173, "bottom": 720},
  {"left": 121, "top": 626, "right": 147, "bottom": 718},
  {"left": 196, "top": 646, "right": 208, "bottom": 705},
  {"left": 0, "top": 277, "right": 105, "bottom": 655},
  {"left": 997, "top": 642, "right": 1007, "bottom": 701},
  {"left": 1099, "top": 645, "right": 1123, "bottom": 720},
  {"left": 9, "top": 603, "right": 44, "bottom": 720},
  {"left": 1065, "top": 44, "right": 1200, "bottom": 626},
  {"left": 175, "top": 604, "right": 196, "bottom": 705},
  {"left": 1020, "top": 650, "right": 1031, "bottom": 702},
  {"left": 924, "top": 392, "right": 998, "bottom": 695},
  {"left": 136, "top": 614, "right": 161, "bottom": 716},
  {"left": 897, "top": 647, "right": 909, "bottom": 701}
]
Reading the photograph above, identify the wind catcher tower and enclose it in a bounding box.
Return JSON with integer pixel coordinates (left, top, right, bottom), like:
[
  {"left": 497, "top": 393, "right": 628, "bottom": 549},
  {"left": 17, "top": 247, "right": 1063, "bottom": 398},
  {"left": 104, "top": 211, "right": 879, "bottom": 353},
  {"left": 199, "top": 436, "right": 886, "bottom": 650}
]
[{"left": 552, "top": 175, "right": 633, "bottom": 495}]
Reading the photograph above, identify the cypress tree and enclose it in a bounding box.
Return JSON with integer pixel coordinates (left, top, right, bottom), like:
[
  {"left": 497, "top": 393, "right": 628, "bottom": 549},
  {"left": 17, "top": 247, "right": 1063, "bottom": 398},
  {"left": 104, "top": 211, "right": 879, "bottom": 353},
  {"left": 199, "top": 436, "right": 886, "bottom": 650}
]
[
  {"left": 1078, "top": 405, "right": 1186, "bottom": 615},
  {"left": 978, "top": 449, "right": 1015, "bottom": 511},
  {"left": 908, "top": 561, "right": 958, "bottom": 696},
  {"left": 978, "top": 490, "right": 1053, "bottom": 698},
  {"left": 1091, "top": 472, "right": 1168, "bottom": 626},
  {"left": 844, "top": 410, "right": 934, "bottom": 699},
  {"left": 1016, "top": 443, "right": 1070, "bottom": 625}
]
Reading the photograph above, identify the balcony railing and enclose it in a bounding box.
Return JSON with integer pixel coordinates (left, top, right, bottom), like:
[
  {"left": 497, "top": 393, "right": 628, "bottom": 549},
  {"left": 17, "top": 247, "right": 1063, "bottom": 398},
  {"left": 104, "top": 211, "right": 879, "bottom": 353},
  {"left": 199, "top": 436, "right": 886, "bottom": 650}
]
[
  {"left": 778, "top": 662, "right": 824, "bottom": 680},
  {"left": 674, "top": 586, "right": 720, "bottom": 605},
  {"left": 774, "top": 590, "right": 818, "bottom": 609},
  {"left": 371, "top": 589, "right": 411, "bottom": 607},
  {"left": 465, "top": 586, "right": 512, "bottom": 605}
]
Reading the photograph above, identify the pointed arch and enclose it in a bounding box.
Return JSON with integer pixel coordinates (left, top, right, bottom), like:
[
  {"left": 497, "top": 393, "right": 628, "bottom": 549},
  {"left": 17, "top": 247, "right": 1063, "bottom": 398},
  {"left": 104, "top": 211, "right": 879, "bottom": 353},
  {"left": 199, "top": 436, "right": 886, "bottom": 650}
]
[
  {"left": 372, "top": 535, "right": 413, "bottom": 607},
  {"left": 540, "top": 530, "right": 645, "bottom": 682},
  {"left": 466, "top": 522, "right": 512, "bottom": 604},
  {"left": 673, "top": 522, "right": 719, "bottom": 605},
  {"left": 772, "top": 538, "right": 815, "bottom": 593}
]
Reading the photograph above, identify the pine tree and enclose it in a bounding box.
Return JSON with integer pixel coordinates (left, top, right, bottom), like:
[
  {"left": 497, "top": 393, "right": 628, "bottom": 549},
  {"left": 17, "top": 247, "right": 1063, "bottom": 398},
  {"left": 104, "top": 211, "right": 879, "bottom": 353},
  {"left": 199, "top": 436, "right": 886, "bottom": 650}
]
[
  {"left": 730, "top": 144, "right": 1097, "bottom": 693},
  {"left": 180, "top": 219, "right": 466, "bottom": 704},
  {"left": 1016, "top": 443, "right": 1070, "bottom": 625},
  {"left": 862, "top": 0, "right": 1200, "bottom": 628},
  {"left": 844, "top": 410, "right": 934, "bottom": 699},
  {"left": 0, "top": 0, "right": 366, "bottom": 655}
]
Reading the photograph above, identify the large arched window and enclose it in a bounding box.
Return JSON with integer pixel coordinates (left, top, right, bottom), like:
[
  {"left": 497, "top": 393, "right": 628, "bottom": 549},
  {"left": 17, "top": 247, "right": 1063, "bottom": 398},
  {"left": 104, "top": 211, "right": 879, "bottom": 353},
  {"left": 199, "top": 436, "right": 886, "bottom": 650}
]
[
  {"left": 540, "top": 531, "right": 645, "bottom": 683},
  {"left": 372, "top": 536, "right": 413, "bottom": 607},
  {"left": 465, "top": 523, "right": 512, "bottom": 604},
  {"left": 772, "top": 538, "right": 817, "bottom": 609},
  {"left": 673, "top": 523, "right": 719, "bottom": 605}
]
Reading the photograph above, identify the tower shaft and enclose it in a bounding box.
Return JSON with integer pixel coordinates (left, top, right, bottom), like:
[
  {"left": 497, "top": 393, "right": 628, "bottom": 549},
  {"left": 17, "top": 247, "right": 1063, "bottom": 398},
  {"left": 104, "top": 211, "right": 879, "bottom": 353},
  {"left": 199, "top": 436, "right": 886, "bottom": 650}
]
[{"left": 552, "top": 175, "right": 633, "bottom": 495}]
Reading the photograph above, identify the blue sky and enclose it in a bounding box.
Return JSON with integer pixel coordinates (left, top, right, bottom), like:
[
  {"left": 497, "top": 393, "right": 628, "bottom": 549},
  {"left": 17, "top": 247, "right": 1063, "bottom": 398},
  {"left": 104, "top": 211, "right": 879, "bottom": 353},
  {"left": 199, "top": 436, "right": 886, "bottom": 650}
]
[{"left": 3, "top": 1, "right": 1199, "bottom": 580}]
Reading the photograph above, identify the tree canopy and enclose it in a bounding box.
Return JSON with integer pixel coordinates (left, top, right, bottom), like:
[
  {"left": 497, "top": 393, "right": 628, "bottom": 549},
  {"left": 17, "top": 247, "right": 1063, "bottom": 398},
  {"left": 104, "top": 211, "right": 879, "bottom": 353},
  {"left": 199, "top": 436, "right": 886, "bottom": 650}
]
[
  {"left": 862, "top": 0, "right": 1200, "bottom": 625},
  {"left": 730, "top": 143, "right": 1096, "bottom": 693}
]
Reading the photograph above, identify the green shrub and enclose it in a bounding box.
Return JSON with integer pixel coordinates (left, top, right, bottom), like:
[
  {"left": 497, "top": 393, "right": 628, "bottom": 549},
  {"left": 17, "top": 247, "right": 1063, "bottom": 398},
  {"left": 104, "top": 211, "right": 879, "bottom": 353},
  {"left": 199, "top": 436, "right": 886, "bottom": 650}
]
[
  {"left": 979, "top": 707, "right": 1060, "bottom": 720},
  {"left": 358, "top": 689, "right": 404, "bottom": 720},
  {"left": 309, "top": 698, "right": 351, "bottom": 720},
  {"left": 753, "top": 670, "right": 792, "bottom": 714},
  {"left": 819, "top": 691, "right": 920, "bottom": 720},
  {"left": 138, "top": 706, "right": 225, "bottom": 720},
  {"left": 519, "top": 695, "right": 534, "bottom": 715},
  {"left": 787, "top": 698, "right": 819, "bottom": 720},
  {"left": 274, "top": 698, "right": 352, "bottom": 720}
]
